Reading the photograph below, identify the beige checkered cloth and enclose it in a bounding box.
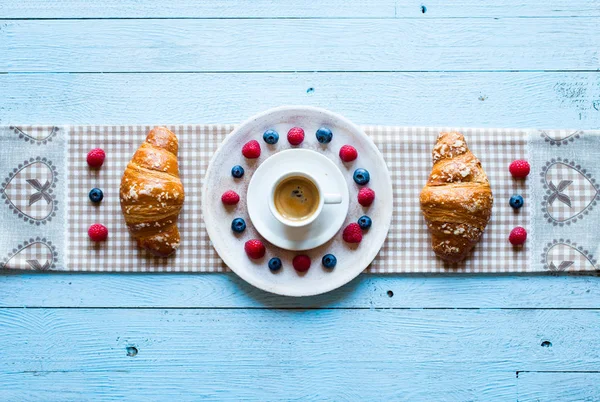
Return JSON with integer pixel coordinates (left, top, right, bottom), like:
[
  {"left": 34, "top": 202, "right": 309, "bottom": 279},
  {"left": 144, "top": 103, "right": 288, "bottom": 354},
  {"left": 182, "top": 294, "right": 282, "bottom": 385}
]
[{"left": 66, "top": 125, "right": 529, "bottom": 273}]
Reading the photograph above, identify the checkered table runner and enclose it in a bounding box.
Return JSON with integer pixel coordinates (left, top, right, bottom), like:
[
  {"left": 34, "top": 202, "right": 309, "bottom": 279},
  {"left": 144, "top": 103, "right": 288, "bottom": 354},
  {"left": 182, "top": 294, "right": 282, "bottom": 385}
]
[{"left": 1, "top": 125, "right": 599, "bottom": 274}]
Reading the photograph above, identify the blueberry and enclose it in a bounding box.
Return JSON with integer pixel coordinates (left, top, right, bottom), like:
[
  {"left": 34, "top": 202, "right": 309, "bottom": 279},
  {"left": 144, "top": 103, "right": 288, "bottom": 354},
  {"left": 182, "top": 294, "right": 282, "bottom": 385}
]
[
  {"left": 509, "top": 194, "right": 524, "bottom": 209},
  {"left": 353, "top": 168, "right": 370, "bottom": 185},
  {"left": 268, "top": 257, "right": 282, "bottom": 271},
  {"left": 316, "top": 127, "right": 333, "bottom": 144},
  {"left": 263, "top": 129, "right": 279, "bottom": 145},
  {"left": 231, "top": 165, "right": 245, "bottom": 178},
  {"left": 231, "top": 218, "right": 246, "bottom": 233},
  {"left": 88, "top": 188, "right": 103, "bottom": 203},
  {"left": 358, "top": 215, "right": 372, "bottom": 230},
  {"left": 322, "top": 254, "right": 337, "bottom": 269}
]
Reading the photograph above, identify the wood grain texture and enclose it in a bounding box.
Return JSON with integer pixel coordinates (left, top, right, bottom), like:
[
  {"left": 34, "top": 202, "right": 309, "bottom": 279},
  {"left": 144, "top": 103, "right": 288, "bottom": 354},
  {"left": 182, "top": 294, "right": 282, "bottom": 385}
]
[
  {"left": 517, "top": 372, "right": 600, "bottom": 401},
  {"left": 2, "top": 2, "right": 600, "bottom": 399},
  {"left": 1, "top": 72, "right": 599, "bottom": 127},
  {"left": 1, "top": 308, "right": 600, "bottom": 400},
  {"left": 2, "top": 0, "right": 598, "bottom": 18},
  {"left": 2, "top": 272, "right": 600, "bottom": 308},
  {"left": 1, "top": 18, "right": 599, "bottom": 72}
]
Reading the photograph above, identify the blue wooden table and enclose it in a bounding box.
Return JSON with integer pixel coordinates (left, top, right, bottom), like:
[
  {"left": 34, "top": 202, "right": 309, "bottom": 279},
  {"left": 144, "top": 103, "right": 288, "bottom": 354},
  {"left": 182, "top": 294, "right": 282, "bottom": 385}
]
[{"left": 1, "top": 1, "right": 600, "bottom": 400}]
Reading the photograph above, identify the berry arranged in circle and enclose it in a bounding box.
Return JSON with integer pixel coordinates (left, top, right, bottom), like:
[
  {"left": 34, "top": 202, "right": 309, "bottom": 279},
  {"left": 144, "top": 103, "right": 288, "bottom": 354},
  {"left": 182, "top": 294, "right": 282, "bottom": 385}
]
[
  {"left": 244, "top": 239, "right": 266, "bottom": 259},
  {"left": 343, "top": 223, "right": 363, "bottom": 244},
  {"left": 88, "top": 223, "right": 108, "bottom": 242},
  {"left": 293, "top": 255, "right": 311, "bottom": 272},
  {"left": 509, "top": 160, "right": 530, "bottom": 178},
  {"left": 357, "top": 215, "right": 372, "bottom": 230},
  {"left": 221, "top": 190, "right": 240, "bottom": 205},
  {"left": 231, "top": 165, "right": 245, "bottom": 178},
  {"left": 509, "top": 226, "right": 527, "bottom": 245},
  {"left": 287, "top": 127, "right": 305, "bottom": 146},
  {"left": 87, "top": 148, "right": 105, "bottom": 168},
  {"left": 322, "top": 254, "right": 337, "bottom": 269},
  {"left": 231, "top": 218, "right": 246, "bottom": 233},
  {"left": 358, "top": 187, "right": 375, "bottom": 207},
  {"left": 353, "top": 168, "right": 370, "bottom": 185},
  {"left": 339, "top": 145, "right": 358, "bottom": 162},
  {"left": 242, "top": 140, "right": 261, "bottom": 159},
  {"left": 263, "top": 129, "right": 279, "bottom": 145},
  {"left": 89, "top": 188, "right": 104, "bottom": 203},
  {"left": 509, "top": 194, "right": 524, "bottom": 210},
  {"left": 315, "top": 127, "right": 333, "bottom": 144},
  {"left": 268, "top": 257, "right": 282, "bottom": 271}
]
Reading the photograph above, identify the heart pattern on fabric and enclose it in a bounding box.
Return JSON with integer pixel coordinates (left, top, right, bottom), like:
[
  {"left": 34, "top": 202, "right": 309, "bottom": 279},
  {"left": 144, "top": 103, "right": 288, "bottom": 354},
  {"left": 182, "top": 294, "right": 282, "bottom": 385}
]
[
  {"left": 541, "top": 158, "right": 599, "bottom": 225},
  {"left": 0, "top": 157, "right": 59, "bottom": 224},
  {"left": 539, "top": 130, "right": 583, "bottom": 146},
  {"left": 542, "top": 239, "right": 597, "bottom": 272},
  {"left": 0, "top": 237, "right": 57, "bottom": 271},
  {"left": 9, "top": 126, "right": 59, "bottom": 145}
]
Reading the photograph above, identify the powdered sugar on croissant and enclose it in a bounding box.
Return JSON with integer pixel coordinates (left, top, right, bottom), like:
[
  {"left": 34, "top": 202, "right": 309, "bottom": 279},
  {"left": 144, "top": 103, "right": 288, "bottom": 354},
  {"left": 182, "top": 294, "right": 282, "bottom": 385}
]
[
  {"left": 420, "top": 131, "right": 493, "bottom": 263},
  {"left": 120, "top": 127, "right": 185, "bottom": 257}
]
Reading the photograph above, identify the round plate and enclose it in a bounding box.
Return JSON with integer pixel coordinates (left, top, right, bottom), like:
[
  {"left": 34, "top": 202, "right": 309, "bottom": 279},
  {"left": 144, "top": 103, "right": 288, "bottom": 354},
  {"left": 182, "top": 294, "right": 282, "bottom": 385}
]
[
  {"left": 202, "top": 106, "right": 393, "bottom": 297},
  {"left": 247, "top": 149, "right": 350, "bottom": 251}
]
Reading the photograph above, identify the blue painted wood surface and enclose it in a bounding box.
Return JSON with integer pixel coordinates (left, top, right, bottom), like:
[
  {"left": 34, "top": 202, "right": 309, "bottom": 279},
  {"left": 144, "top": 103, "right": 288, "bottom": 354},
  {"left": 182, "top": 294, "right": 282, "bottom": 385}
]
[{"left": 1, "top": 1, "right": 600, "bottom": 400}]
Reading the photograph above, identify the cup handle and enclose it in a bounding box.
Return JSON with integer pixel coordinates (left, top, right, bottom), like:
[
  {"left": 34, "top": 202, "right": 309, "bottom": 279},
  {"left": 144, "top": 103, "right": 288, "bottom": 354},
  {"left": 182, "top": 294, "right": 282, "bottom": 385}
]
[{"left": 324, "top": 193, "right": 343, "bottom": 204}]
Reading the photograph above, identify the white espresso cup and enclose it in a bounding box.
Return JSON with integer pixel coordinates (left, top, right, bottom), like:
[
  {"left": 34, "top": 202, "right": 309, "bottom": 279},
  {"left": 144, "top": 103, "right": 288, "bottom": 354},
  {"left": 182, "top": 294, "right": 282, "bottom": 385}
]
[{"left": 269, "top": 170, "right": 343, "bottom": 228}]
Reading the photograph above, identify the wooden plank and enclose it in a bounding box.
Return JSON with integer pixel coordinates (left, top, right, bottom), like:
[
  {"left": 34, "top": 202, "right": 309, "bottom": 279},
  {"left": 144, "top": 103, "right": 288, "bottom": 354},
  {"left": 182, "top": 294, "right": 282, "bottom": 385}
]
[
  {"left": 1, "top": 272, "right": 600, "bottom": 308},
  {"left": 1, "top": 0, "right": 598, "bottom": 19},
  {"left": 0, "top": 370, "right": 515, "bottom": 401},
  {"left": 1, "top": 72, "right": 598, "bottom": 128},
  {"left": 1, "top": 19, "right": 598, "bottom": 72},
  {"left": 517, "top": 371, "right": 600, "bottom": 401},
  {"left": 0, "top": 0, "right": 397, "bottom": 19},
  {"left": 1, "top": 309, "right": 600, "bottom": 400}
]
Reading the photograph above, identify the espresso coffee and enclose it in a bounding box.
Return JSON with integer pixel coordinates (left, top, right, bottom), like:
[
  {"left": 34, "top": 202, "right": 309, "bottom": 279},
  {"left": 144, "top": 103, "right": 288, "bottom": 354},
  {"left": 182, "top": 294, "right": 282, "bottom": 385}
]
[{"left": 273, "top": 176, "right": 320, "bottom": 221}]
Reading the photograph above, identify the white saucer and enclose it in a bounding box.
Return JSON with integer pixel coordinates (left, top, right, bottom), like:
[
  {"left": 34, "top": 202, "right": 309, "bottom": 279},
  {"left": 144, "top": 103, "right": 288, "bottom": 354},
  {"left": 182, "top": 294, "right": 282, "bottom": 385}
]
[
  {"left": 247, "top": 149, "right": 349, "bottom": 251},
  {"left": 202, "top": 106, "right": 393, "bottom": 297}
]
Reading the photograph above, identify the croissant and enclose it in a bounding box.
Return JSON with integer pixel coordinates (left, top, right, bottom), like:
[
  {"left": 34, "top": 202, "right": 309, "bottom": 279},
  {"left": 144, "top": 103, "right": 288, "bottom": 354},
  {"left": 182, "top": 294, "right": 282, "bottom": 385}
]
[
  {"left": 120, "top": 127, "right": 185, "bottom": 257},
  {"left": 419, "top": 131, "right": 493, "bottom": 263}
]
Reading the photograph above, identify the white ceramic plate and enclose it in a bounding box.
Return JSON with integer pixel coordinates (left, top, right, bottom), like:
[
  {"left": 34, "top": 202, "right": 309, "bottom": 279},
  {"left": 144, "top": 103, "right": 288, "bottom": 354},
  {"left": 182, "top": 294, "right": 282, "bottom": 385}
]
[{"left": 202, "top": 106, "right": 393, "bottom": 296}]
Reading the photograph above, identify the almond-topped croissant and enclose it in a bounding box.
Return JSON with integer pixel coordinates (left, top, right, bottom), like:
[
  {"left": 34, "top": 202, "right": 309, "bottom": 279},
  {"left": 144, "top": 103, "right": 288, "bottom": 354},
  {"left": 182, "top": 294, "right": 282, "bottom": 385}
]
[
  {"left": 120, "top": 127, "right": 185, "bottom": 257},
  {"left": 420, "top": 131, "right": 493, "bottom": 263}
]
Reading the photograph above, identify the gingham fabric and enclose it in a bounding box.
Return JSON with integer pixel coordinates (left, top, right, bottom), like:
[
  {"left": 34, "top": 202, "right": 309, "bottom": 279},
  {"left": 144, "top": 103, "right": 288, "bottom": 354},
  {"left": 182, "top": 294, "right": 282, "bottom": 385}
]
[
  {"left": 65, "top": 125, "right": 530, "bottom": 273},
  {"left": 68, "top": 125, "right": 229, "bottom": 272},
  {"left": 366, "top": 126, "right": 529, "bottom": 273},
  {"left": 2, "top": 125, "right": 599, "bottom": 274}
]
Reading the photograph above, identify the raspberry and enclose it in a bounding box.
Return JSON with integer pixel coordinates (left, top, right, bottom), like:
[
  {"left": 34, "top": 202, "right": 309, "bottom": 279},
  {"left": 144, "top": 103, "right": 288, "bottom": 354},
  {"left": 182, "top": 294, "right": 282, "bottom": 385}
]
[
  {"left": 509, "top": 160, "right": 530, "bottom": 178},
  {"left": 343, "top": 223, "right": 363, "bottom": 243},
  {"left": 292, "top": 255, "right": 311, "bottom": 272},
  {"left": 86, "top": 148, "right": 106, "bottom": 168},
  {"left": 339, "top": 145, "right": 358, "bottom": 162},
  {"left": 509, "top": 226, "right": 527, "bottom": 245},
  {"left": 244, "top": 239, "right": 266, "bottom": 259},
  {"left": 221, "top": 190, "right": 240, "bottom": 205},
  {"left": 88, "top": 223, "right": 108, "bottom": 242},
  {"left": 242, "top": 140, "right": 261, "bottom": 159},
  {"left": 357, "top": 187, "right": 375, "bottom": 207},
  {"left": 287, "top": 127, "right": 305, "bottom": 146}
]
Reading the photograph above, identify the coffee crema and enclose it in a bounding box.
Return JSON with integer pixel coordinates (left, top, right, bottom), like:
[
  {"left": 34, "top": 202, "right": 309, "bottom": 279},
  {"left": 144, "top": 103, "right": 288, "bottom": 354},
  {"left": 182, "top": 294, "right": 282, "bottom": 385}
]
[{"left": 273, "top": 176, "right": 320, "bottom": 221}]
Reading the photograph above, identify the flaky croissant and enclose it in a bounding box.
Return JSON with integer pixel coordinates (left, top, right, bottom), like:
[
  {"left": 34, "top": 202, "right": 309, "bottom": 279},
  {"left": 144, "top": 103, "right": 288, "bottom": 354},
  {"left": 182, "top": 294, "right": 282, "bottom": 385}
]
[
  {"left": 420, "top": 131, "right": 493, "bottom": 263},
  {"left": 120, "top": 127, "right": 185, "bottom": 257}
]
